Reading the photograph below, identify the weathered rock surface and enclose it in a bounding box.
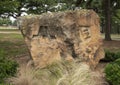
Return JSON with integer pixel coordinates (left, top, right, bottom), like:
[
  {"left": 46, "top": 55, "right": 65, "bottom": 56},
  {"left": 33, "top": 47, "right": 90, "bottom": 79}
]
[{"left": 18, "top": 9, "right": 104, "bottom": 68}]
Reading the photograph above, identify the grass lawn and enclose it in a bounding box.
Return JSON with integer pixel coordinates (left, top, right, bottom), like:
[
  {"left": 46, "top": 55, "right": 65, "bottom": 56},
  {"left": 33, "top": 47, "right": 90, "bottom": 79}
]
[
  {"left": 0, "top": 26, "right": 17, "bottom": 29},
  {"left": 0, "top": 33, "right": 29, "bottom": 60},
  {"left": 0, "top": 29, "right": 19, "bottom": 31},
  {"left": 0, "top": 26, "right": 19, "bottom": 32}
]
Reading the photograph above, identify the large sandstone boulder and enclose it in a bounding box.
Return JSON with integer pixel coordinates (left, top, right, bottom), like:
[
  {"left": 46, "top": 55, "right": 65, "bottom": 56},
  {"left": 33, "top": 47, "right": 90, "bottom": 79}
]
[{"left": 18, "top": 9, "right": 104, "bottom": 69}]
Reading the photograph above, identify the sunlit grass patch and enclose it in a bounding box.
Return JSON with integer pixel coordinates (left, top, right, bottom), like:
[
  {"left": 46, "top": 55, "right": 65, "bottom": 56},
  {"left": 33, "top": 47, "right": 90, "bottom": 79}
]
[
  {"left": 0, "top": 26, "right": 17, "bottom": 29},
  {"left": 0, "top": 33, "right": 23, "bottom": 40}
]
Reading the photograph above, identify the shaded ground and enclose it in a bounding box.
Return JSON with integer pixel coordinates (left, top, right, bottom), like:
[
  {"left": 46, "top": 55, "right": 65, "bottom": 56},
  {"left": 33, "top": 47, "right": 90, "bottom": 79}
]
[{"left": 103, "top": 40, "right": 120, "bottom": 51}]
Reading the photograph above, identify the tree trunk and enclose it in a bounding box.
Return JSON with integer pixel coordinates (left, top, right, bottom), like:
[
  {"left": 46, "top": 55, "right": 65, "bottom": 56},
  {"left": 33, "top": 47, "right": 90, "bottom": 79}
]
[
  {"left": 117, "top": 25, "right": 120, "bottom": 34},
  {"left": 104, "top": 0, "right": 112, "bottom": 41}
]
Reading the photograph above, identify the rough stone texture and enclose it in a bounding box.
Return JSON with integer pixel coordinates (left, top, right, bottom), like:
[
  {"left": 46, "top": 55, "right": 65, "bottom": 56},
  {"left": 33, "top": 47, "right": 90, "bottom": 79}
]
[{"left": 18, "top": 9, "right": 104, "bottom": 69}]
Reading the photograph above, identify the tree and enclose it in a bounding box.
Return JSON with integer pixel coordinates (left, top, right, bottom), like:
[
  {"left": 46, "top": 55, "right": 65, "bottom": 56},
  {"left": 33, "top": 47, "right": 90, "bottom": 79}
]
[
  {"left": 0, "top": 0, "right": 119, "bottom": 39},
  {"left": 103, "top": 0, "right": 112, "bottom": 40},
  {"left": 72, "top": 0, "right": 120, "bottom": 41},
  {"left": 0, "top": 0, "right": 59, "bottom": 18},
  {"left": 0, "top": 0, "right": 19, "bottom": 18}
]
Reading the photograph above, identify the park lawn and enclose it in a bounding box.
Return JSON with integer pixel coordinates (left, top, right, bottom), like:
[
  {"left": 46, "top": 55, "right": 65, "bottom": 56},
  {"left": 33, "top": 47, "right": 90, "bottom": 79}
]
[
  {"left": 0, "top": 33, "right": 29, "bottom": 59},
  {"left": 0, "top": 26, "right": 17, "bottom": 29},
  {"left": 0, "top": 29, "right": 19, "bottom": 31}
]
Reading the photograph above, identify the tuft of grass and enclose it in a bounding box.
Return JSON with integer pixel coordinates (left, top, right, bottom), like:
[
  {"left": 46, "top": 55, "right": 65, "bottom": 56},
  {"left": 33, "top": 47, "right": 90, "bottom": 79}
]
[
  {"left": 57, "top": 62, "right": 107, "bottom": 85},
  {"left": 8, "top": 65, "right": 40, "bottom": 85},
  {"left": 8, "top": 61, "right": 106, "bottom": 85}
]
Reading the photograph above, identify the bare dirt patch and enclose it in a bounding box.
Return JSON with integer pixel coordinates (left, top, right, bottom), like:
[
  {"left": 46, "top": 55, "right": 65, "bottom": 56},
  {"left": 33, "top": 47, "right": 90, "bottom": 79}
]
[{"left": 103, "top": 40, "right": 120, "bottom": 51}]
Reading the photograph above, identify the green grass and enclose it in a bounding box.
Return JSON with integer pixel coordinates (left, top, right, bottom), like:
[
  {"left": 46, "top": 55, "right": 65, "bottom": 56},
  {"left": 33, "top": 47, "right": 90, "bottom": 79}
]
[
  {"left": 0, "top": 33, "right": 28, "bottom": 59},
  {"left": 0, "top": 33, "right": 22, "bottom": 39},
  {"left": 0, "top": 29, "right": 19, "bottom": 31}
]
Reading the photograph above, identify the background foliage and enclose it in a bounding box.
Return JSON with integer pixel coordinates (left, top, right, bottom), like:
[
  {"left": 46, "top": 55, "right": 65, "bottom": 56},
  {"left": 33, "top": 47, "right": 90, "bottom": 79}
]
[
  {"left": 0, "top": 50, "right": 18, "bottom": 83},
  {"left": 105, "top": 58, "right": 120, "bottom": 85},
  {"left": 0, "top": 0, "right": 119, "bottom": 35}
]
